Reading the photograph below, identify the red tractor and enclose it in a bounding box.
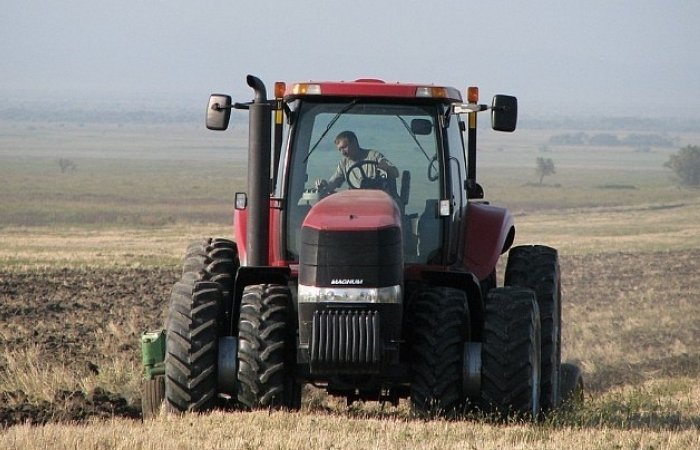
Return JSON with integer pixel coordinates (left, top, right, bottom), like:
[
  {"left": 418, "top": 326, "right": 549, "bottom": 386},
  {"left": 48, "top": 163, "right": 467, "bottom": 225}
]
[{"left": 140, "top": 75, "right": 583, "bottom": 419}]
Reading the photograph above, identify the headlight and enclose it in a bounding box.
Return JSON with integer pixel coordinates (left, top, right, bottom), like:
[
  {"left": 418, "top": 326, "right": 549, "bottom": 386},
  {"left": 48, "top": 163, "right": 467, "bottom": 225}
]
[{"left": 298, "top": 284, "right": 401, "bottom": 304}]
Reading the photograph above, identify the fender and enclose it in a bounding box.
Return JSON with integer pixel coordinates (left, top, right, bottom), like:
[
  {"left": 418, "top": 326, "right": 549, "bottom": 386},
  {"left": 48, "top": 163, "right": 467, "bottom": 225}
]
[
  {"left": 463, "top": 202, "right": 515, "bottom": 280},
  {"left": 419, "top": 269, "right": 485, "bottom": 341}
]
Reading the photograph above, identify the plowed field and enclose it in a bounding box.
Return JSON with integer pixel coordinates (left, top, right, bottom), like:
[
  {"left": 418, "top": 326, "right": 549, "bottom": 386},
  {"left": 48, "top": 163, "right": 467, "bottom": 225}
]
[
  {"left": 0, "top": 268, "right": 175, "bottom": 426},
  {"left": 1, "top": 249, "right": 699, "bottom": 428}
]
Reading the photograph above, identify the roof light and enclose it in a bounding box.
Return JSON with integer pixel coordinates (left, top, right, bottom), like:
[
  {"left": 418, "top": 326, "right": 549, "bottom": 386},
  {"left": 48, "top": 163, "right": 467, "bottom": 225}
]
[
  {"left": 291, "top": 83, "right": 322, "bottom": 96},
  {"left": 416, "top": 86, "right": 449, "bottom": 98},
  {"left": 274, "top": 81, "right": 286, "bottom": 99},
  {"left": 467, "top": 86, "right": 479, "bottom": 104}
]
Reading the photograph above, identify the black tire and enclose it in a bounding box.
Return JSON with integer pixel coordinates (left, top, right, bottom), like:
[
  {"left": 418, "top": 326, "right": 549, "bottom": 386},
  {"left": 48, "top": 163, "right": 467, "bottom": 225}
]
[
  {"left": 237, "top": 284, "right": 300, "bottom": 410},
  {"left": 141, "top": 376, "right": 165, "bottom": 419},
  {"left": 162, "top": 237, "right": 238, "bottom": 413},
  {"left": 408, "top": 286, "right": 469, "bottom": 418},
  {"left": 182, "top": 238, "right": 238, "bottom": 305},
  {"left": 480, "top": 287, "right": 541, "bottom": 420},
  {"left": 505, "top": 245, "right": 561, "bottom": 412},
  {"left": 559, "top": 362, "right": 584, "bottom": 409},
  {"left": 165, "top": 280, "right": 222, "bottom": 412}
]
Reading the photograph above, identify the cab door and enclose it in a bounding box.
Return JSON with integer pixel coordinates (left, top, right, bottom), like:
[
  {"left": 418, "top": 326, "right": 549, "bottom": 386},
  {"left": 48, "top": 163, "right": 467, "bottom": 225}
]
[{"left": 444, "top": 114, "right": 468, "bottom": 264}]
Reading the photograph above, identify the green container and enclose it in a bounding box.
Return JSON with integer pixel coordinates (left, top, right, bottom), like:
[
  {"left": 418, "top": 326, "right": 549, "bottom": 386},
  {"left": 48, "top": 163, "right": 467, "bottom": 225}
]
[{"left": 141, "top": 330, "right": 166, "bottom": 379}]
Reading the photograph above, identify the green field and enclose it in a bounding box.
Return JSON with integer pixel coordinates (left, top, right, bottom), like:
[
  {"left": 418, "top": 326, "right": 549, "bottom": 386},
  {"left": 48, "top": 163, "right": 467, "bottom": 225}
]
[{"left": 1, "top": 120, "right": 699, "bottom": 448}]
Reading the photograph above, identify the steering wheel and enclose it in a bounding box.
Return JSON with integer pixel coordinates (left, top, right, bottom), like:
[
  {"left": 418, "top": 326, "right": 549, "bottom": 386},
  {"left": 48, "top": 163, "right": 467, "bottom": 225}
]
[
  {"left": 346, "top": 159, "right": 387, "bottom": 189},
  {"left": 427, "top": 154, "right": 439, "bottom": 182}
]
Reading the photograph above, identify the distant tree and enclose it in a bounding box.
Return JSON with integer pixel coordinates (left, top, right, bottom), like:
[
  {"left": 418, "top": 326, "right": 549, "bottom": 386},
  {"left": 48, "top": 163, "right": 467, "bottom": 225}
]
[
  {"left": 589, "top": 133, "right": 620, "bottom": 146},
  {"left": 535, "top": 157, "right": 556, "bottom": 185},
  {"left": 548, "top": 132, "right": 588, "bottom": 146},
  {"left": 57, "top": 158, "right": 77, "bottom": 173},
  {"left": 664, "top": 145, "right": 700, "bottom": 186},
  {"left": 624, "top": 133, "right": 675, "bottom": 148}
]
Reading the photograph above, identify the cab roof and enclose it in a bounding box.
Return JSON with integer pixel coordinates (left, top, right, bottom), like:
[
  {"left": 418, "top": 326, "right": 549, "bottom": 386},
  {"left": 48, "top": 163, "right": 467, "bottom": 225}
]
[{"left": 282, "top": 79, "right": 463, "bottom": 102}]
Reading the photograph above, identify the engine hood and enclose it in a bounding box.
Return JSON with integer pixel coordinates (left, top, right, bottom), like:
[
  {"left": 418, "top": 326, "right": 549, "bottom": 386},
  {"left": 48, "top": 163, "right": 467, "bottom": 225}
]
[{"left": 302, "top": 189, "right": 402, "bottom": 232}]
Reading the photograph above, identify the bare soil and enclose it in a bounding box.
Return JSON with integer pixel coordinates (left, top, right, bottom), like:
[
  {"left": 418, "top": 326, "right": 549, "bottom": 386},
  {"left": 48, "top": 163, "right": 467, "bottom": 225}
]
[
  {"left": 0, "top": 267, "right": 176, "bottom": 427},
  {"left": 1, "top": 249, "right": 698, "bottom": 428}
]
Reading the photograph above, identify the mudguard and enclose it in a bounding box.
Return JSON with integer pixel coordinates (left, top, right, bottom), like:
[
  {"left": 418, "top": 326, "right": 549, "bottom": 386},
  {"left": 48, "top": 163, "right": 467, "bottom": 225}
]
[{"left": 463, "top": 202, "right": 515, "bottom": 280}]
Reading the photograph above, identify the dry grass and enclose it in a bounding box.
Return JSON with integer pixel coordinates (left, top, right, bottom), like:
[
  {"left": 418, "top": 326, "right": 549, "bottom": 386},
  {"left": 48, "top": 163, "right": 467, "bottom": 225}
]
[
  {"left": 0, "top": 225, "right": 228, "bottom": 271},
  {"left": 514, "top": 199, "right": 700, "bottom": 255},
  {"left": 0, "top": 346, "right": 84, "bottom": 404},
  {"left": 560, "top": 249, "right": 700, "bottom": 393},
  {"left": 1, "top": 409, "right": 699, "bottom": 450},
  {"left": 2, "top": 199, "right": 698, "bottom": 270}
]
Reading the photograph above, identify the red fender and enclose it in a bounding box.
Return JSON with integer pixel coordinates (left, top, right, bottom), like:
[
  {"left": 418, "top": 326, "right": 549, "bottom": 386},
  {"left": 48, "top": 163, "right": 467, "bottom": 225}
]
[{"left": 463, "top": 203, "right": 515, "bottom": 280}]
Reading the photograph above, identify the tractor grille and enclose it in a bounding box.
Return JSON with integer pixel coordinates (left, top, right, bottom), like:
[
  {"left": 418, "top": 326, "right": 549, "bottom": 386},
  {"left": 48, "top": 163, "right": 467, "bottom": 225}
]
[{"left": 310, "top": 309, "right": 381, "bottom": 374}]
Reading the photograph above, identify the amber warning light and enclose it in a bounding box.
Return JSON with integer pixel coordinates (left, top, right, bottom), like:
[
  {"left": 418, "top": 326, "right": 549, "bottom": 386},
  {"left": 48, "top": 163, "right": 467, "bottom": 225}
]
[
  {"left": 467, "top": 86, "right": 479, "bottom": 104},
  {"left": 274, "top": 82, "right": 286, "bottom": 99}
]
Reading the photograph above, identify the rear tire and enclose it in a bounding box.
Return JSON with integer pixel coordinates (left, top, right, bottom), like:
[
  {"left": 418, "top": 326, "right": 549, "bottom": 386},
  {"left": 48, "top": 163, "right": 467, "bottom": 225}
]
[
  {"left": 408, "top": 286, "right": 469, "bottom": 418},
  {"left": 165, "top": 281, "right": 221, "bottom": 412},
  {"left": 237, "top": 284, "right": 300, "bottom": 410},
  {"left": 165, "top": 280, "right": 222, "bottom": 412},
  {"left": 163, "top": 237, "right": 238, "bottom": 413},
  {"left": 182, "top": 238, "right": 238, "bottom": 317},
  {"left": 141, "top": 376, "right": 165, "bottom": 419},
  {"left": 480, "top": 287, "right": 541, "bottom": 420},
  {"left": 505, "top": 245, "right": 561, "bottom": 412}
]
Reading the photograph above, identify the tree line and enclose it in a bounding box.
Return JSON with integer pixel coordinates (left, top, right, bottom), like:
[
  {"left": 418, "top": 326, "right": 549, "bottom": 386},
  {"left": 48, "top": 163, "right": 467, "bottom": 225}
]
[{"left": 548, "top": 132, "right": 676, "bottom": 148}]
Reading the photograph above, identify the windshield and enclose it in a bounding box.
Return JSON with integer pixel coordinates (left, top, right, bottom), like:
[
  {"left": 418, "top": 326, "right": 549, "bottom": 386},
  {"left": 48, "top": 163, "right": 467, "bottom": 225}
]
[{"left": 284, "top": 101, "right": 444, "bottom": 264}]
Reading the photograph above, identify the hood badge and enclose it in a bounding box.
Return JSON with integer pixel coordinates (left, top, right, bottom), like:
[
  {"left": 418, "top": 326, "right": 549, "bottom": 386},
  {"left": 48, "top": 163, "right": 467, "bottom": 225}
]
[{"left": 330, "top": 279, "right": 364, "bottom": 285}]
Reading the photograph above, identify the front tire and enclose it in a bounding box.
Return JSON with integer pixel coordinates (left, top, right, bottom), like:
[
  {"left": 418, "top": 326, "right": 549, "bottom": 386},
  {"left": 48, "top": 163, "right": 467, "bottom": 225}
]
[
  {"left": 236, "top": 284, "right": 300, "bottom": 410},
  {"left": 480, "top": 287, "right": 541, "bottom": 420},
  {"left": 408, "top": 286, "right": 469, "bottom": 418}
]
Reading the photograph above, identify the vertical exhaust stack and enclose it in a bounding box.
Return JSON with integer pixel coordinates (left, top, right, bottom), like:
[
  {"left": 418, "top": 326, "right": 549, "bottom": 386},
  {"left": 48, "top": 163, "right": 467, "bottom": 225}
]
[{"left": 245, "top": 75, "right": 271, "bottom": 267}]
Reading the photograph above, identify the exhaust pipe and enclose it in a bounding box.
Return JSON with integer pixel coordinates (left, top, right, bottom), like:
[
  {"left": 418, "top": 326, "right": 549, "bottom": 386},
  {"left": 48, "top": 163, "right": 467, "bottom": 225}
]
[{"left": 245, "top": 75, "right": 271, "bottom": 267}]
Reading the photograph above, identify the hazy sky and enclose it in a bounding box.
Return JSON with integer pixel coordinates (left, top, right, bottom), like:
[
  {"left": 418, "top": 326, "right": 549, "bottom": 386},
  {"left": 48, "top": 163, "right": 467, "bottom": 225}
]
[{"left": 2, "top": 1, "right": 699, "bottom": 117}]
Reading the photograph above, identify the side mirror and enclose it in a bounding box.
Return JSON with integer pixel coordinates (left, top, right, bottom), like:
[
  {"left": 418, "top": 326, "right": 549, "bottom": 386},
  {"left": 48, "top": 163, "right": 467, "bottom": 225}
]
[
  {"left": 411, "top": 118, "right": 433, "bottom": 135},
  {"left": 491, "top": 95, "right": 517, "bottom": 132},
  {"left": 206, "top": 94, "right": 232, "bottom": 130}
]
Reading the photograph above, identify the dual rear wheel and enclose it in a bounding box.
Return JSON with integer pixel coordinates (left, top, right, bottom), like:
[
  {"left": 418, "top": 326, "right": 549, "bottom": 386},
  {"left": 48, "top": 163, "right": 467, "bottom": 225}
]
[
  {"left": 505, "top": 245, "right": 562, "bottom": 412},
  {"left": 143, "top": 238, "right": 299, "bottom": 417},
  {"left": 408, "top": 285, "right": 542, "bottom": 419}
]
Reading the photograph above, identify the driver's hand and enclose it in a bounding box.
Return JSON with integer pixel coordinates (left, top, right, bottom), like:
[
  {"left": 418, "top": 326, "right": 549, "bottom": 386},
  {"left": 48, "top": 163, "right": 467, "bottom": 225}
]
[
  {"left": 315, "top": 178, "right": 328, "bottom": 191},
  {"left": 377, "top": 160, "right": 390, "bottom": 172}
]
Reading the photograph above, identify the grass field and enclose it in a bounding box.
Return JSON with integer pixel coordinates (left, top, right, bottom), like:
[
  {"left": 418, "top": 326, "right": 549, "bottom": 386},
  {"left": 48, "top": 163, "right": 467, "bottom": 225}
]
[{"left": 1, "top": 121, "right": 699, "bottom": 448}]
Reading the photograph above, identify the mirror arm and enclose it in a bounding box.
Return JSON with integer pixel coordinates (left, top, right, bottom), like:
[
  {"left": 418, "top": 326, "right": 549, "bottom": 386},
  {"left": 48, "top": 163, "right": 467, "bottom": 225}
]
[{"left": 452, "top": 103, "right": 489, "bottom": 115}]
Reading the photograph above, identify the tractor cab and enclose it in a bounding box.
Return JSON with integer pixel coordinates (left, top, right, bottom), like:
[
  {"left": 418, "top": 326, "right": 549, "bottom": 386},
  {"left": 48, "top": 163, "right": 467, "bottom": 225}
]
[
  {"left": 281, "top": 92, "right": 451, "bottom": 265},
  {"left": 255, "top": 80, "right": 517, "bottom": 270}
]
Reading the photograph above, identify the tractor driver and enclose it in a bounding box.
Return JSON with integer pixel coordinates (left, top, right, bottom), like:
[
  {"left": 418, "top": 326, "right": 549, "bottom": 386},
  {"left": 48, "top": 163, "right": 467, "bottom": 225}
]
[{"left": 316, "top": 130, "right": 399, "bottom": 192}]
